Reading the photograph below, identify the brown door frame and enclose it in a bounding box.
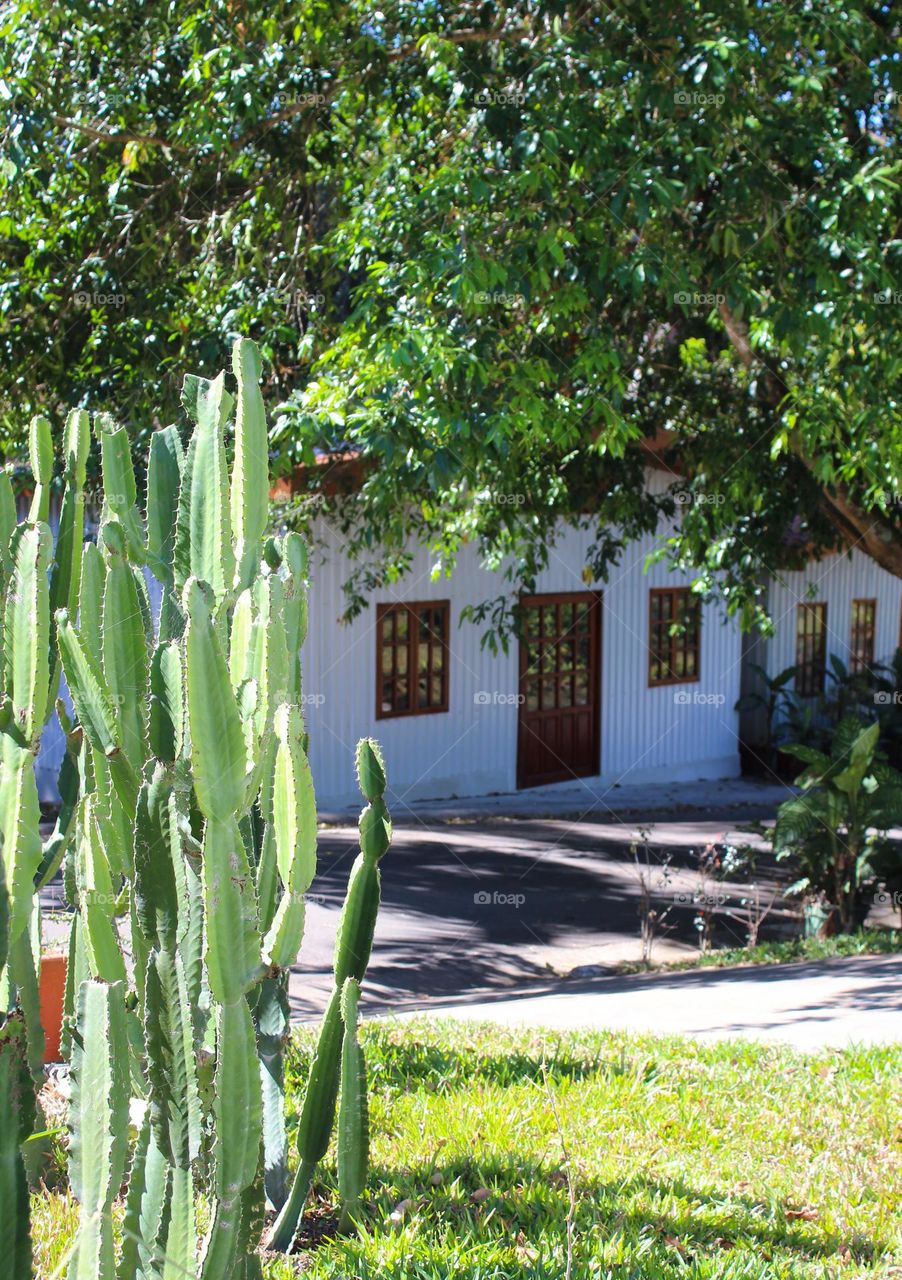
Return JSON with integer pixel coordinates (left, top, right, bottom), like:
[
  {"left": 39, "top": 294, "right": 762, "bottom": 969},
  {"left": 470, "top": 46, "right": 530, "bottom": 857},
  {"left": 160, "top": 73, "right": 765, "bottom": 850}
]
[{"left": 516, "top": 590, "right": 602, "bottom": 789}]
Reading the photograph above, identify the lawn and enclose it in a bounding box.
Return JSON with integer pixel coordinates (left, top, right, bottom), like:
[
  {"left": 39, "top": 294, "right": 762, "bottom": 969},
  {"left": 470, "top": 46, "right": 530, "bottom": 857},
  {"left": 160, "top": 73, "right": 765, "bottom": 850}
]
[{"left": 32, "top": 1019, "right": 901, "bottom": 1279}]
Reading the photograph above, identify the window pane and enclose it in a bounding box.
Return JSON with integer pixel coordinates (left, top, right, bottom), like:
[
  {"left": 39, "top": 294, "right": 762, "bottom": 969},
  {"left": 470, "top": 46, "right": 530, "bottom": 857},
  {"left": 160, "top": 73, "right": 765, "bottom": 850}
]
[
  {"left": 397, "top": 610, "right": 408, "bottom": 640},
  {"left": 575, "top": 670, "right": 589, "bottom": 705},
  {"left": 431, "top": 675, "right": 443, "bottom": 706},
  {"left": 395, "top": 678, "right": 409, "bottom": 710},
  {"left": 418, "top": 642, "right": 430, "bottom": 674}
]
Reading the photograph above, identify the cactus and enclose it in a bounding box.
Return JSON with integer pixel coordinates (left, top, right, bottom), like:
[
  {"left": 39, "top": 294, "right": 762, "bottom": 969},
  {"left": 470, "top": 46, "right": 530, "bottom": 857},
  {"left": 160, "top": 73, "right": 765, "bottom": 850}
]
[
  {"left": 0, "top": 337, "right": 394, "bottom": 1273},
  {"left": 337, "top": 978, "right": 368, "bottom": 1231},
  {"left": 67, "top": 979, "right": 130, "bottom": 1280},
  {"left": 0, "top": 410, "right": 91, "bottom": 1270},
  {"left": 268, "top": 738, "right": 391, "bottom": 1252}
]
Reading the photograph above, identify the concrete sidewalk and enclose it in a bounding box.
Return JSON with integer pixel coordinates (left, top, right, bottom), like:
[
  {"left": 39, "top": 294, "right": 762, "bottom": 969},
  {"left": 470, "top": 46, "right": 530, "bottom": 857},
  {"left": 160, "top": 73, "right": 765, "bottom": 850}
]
[
  {"left": 393, "top": 953, "right": 902, "bottom": 1051},
  {"left": 319, "top": 775, "right": 795, "bottom": 825}
]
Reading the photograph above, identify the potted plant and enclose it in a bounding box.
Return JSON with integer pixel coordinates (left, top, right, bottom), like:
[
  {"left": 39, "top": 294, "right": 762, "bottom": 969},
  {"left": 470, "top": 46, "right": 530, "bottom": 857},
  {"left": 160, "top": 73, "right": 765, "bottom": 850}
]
[{"left": 39, "top": 948, "right": 67, "bottom": 1063}]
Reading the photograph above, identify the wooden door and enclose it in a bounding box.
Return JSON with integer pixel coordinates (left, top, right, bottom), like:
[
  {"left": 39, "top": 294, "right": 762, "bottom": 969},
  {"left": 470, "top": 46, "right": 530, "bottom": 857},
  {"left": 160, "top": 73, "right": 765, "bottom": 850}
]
[{"left": 517, "top": 592, "right": 601, "bottom": 788}]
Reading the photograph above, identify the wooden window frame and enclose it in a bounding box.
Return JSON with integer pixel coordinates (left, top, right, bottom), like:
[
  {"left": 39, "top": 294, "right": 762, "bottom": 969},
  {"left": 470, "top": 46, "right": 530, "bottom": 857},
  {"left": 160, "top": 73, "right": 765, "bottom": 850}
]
[
  {"left": 795, "top": 602, "right": 828, "bottom": 697},
  {"left": 849, "top": 599, "right": 877, "bottom": 675},
  {"left": 647, "top": 587, "right": 701, "bottom": 687},
  {"left": 376, "top": 600, "right": 450, "bottom": 720}
]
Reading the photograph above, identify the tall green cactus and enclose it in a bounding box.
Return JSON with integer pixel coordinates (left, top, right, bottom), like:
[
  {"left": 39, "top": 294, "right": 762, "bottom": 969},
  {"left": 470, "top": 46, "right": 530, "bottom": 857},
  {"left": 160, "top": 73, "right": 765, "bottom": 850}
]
[
  {"left": 19, "top": 337, "right": 392, "bottom": 1274},
  {"left": 268, "top": 738, "right": 390, "bottom": 1252},
  {"left": 0, "top": 410, "right": 91, "bottom": 1278},
  {"left": 67, "top": 979, "right": 130, "bottom": 1280}
]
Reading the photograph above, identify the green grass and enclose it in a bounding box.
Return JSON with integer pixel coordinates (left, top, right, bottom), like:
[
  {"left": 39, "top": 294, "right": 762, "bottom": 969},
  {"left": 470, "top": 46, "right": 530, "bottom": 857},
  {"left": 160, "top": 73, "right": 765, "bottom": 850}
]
[
  {"left": 617, "top": 927, "right": 902, "bottom": 975},
  {"left": 32, "top": 1020, "right": 901, "bottom": 1278}
]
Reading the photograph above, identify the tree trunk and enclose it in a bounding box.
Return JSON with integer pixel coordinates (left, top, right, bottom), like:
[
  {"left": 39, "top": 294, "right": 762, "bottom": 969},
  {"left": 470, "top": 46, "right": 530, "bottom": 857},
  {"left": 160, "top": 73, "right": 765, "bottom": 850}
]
[{"left": 717, "top": 301, "right": 902, "bottom": 581}]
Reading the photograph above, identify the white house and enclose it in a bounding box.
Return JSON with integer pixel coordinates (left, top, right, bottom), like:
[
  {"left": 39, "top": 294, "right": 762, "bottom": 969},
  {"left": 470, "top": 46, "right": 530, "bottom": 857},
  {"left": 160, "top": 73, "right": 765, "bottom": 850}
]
[{"left": 29, "top": 477, "right": 902, "bottom": 811}]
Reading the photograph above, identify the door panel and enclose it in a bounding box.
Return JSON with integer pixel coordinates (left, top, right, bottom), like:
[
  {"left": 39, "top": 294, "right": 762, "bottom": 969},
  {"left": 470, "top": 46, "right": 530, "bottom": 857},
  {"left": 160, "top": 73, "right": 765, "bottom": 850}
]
[{"left": 517, "top": 592, "right": 601, "bottom": 788}]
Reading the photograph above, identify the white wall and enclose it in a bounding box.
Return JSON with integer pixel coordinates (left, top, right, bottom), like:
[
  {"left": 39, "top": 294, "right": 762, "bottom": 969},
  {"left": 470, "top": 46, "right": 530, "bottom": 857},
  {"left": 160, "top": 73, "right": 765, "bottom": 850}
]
[
  {"left": 301, "top": 496, "right": 744, "bottom": 809},
  {"left": 761, "top": 548, "right": 902, "bottom": 680}
]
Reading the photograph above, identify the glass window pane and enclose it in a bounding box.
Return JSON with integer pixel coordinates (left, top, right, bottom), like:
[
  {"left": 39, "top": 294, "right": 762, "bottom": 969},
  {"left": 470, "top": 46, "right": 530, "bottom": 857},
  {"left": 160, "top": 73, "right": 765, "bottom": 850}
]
[
  {"left": 431, "top": 675, "right": 443, "bottom": 706},
  {"left": 418, "top": 642, "right": 429, "bottom": 674},
  {"left": 575, "top": 671, "right": 589, "bottom": 705},
  {"left": 396, "top": 645, "right": 408, "bottom": 675},
  {"left": 395, "top": 678, "right": 408, "bottom": 710},
  {"left": 397, "top": 610, "right": 408, "bottom": 640}
]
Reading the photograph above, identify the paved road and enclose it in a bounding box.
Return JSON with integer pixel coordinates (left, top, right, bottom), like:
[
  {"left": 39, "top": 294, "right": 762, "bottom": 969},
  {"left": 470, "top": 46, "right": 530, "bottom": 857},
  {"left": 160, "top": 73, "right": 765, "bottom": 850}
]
[
  {"left": 288, "top": 806, "right": 791, "bottom": 1018},
  {"left": 402, "top": 954, "right": 902, "bottom": 1050}
]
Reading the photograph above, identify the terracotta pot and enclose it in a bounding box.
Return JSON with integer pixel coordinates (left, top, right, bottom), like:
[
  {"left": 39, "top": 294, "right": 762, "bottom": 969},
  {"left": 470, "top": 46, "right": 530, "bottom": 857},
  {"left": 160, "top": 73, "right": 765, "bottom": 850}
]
[{"left": 39, "top": 952, "right": 67, "bottom": 1063}]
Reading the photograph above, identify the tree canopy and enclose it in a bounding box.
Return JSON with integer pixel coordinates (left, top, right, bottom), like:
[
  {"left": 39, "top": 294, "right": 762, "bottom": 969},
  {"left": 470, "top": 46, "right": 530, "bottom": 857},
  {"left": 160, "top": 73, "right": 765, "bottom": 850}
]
[{"left": 1, "top": 1, "right": 900, "bottom": 640}]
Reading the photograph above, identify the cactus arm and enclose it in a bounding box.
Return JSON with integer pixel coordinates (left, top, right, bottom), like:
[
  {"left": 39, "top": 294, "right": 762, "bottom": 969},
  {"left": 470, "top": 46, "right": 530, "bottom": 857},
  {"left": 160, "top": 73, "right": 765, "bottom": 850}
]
[
  {"left": 8, "top": 927, "right": 44, "bottom": 1080},
  {"left": 0, "top": 470, "right": 14, "bottom": 578},
  {"left": 229, "top": 588, "right": 256, "bottom": 691},
  {"left": 4, "top": 522, "right": 52, "bottom": 745},
  {"left": 266, "top": 986, "right": 344, "bottom": 1253},
  {"left": 144, "top": 950, "right": 201, "bottom": 1174},
  {"left": 148, "top": 642, "right": 183, "bottom": 765},
  {"left": 55, "top": 609, "right": 121, "bottom": 757},
  {"left": 117, "top": 1113, "right": 171, "bottom": 1280},
  {"left": 50, "top": 411, "right": 90, "bottom": 616},
  {"left": 180, "top": 373, "right": 235, "bottom": 600},
  {"left": 199, "top": 999, "right": 263, "bottom": 1278},
  {"left": 56, "top": 610, "right": 138, "bottom": 815},
  {"left": 48, "top": 409, "right": 90, "bottom": 705},
  {"left": 231, "top": 337, "right": 269, "bottom": 590},
  {"left": 272, "top": 705, "right": 317, "bottom": 893},
  {"left": 95, "top": 414, "right": 147, "bottom": 563},
  {"left": 27, "top": 414, "right": 53, "bottom": 524},
  {"left": 280, "top": 535, "right": 308, "bottom": 706},
  {"left": 76, "top": 541, "right": 105, "bottom": 657},
  {"left": 251, "top": 575, "right": 289, "bottom": 740},
  {"left": 145, "top": 425, "right": 184, "bottom": 586},
  {"left": 261, "top": 892, "right": 305, "bottom": 969},
  {"left": 77, "top": 802, "right": 128, "bottom": 986},
  {"left": 67, "top": 979, "right": 130, "bottom": 1280},
  {"left": 337, "top": 978, "right": 368, "bottom": 1231},
  {"left": 101, "top": 524, "right": 150, "bottom": 770},
  {"left": 0, "top": 739, "right": 43, "bottom": 950},
  {"left": 269, "top": 739, "right": 390, "bottom": 1254},
  {"left": 202, "top": 817, "right": 262, "bottom": 1004},
  {"left": 253, "top": 975, "right": 290, "bottom": 1210},
  {"left": 184, "top": 579, "right": 248, "bottom": 821},
  {"left": 0, "top": 1015, "right": 33, "bottom": 1280}
]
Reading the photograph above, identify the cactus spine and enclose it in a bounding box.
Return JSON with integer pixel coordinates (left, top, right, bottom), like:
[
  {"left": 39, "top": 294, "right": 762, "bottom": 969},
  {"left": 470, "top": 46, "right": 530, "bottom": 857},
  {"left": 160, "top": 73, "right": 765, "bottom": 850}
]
[{"left": 0, "top": 338, "right": 393, "bottom": 1273}]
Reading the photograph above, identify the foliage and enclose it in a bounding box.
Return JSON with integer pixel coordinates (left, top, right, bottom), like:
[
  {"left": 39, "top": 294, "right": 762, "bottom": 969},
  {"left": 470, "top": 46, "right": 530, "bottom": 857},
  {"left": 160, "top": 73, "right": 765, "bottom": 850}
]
[
  {"left": 772, "top": 714, "right": 902, "bottom": 931},
  {"left": 1, "top": 3, "right": 901, "bottom": 641},
  {"left": 1, "top": 338, "right": 391, "bottom": 1274},
  {"left": 31, "top": 1020, "right": 902, "bottom": 1279}
]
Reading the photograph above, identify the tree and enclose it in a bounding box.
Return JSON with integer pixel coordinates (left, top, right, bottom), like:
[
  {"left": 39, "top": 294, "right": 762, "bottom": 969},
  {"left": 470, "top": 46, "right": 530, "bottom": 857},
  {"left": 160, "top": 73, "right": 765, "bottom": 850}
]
[{"left": 1, "top": 1, "right": 900, "bottom": 641}]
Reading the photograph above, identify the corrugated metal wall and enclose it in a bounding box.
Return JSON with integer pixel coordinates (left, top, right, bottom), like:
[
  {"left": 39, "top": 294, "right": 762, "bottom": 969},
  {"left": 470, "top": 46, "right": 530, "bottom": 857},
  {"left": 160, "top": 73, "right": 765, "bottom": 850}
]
[
  {"left": 301, "top": 483, "right": 744, "bottom": 808},
  {"left": 762, "top": 548, "right": 902, "bottom": 678}
]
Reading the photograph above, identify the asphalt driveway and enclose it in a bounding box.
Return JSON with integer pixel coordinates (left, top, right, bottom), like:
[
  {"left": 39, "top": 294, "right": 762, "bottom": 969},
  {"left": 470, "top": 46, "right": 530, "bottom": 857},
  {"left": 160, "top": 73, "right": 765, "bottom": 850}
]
[{"left": 289, "top": 805, "right": 792, "bottom": 1018}]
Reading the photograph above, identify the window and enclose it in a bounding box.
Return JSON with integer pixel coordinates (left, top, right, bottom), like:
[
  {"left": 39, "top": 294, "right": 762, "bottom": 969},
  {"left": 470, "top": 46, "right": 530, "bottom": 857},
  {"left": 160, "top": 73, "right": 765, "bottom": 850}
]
[
  {"left": 796, "top": 603, "right": 827, "bottom": 696},
  {"left": 849, "top": 599, "right": 876, "bottom": 675},
  {"left": 377, "top": 601, "right": 449, "bottom": 718},
  {"left": 648, "top": 588, "right": 701, "bottom": 685}
]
